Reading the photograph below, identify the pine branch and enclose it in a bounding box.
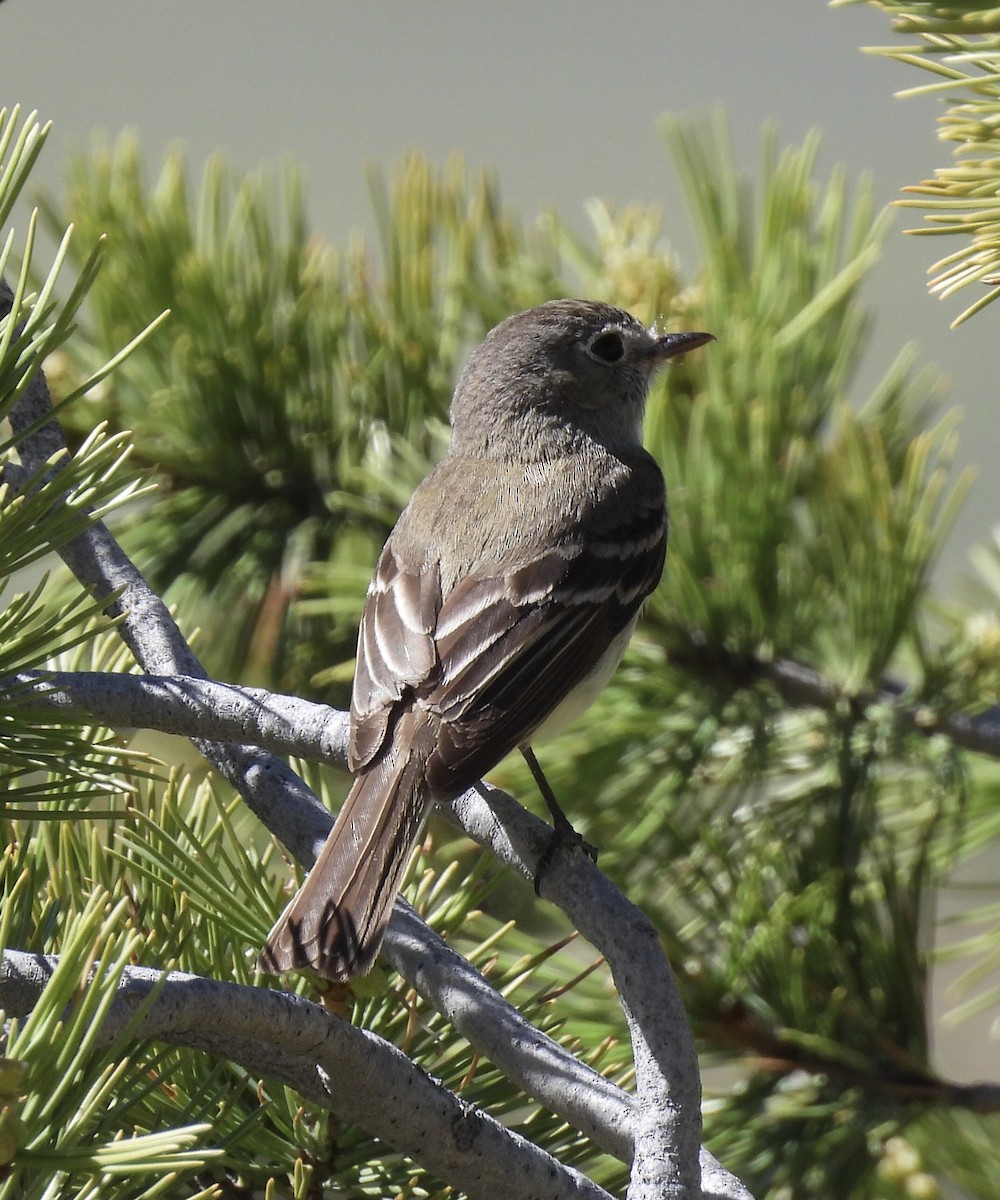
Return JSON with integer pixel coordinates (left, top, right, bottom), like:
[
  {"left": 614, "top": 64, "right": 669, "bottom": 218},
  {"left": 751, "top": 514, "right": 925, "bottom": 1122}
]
[
  {"left": 3, "top": 275, "right": 334, "bottom": 871},
  {"left": 665, "top": 640, "right": 1000, "bottom": 759},
  {"left": 0, "top": 663, "right": 748, "bottom": 1192},
  {"left": 8, "top": 645, "right": 1000, "bottom": 769},
  {"left": 0, "top": 938, "right": 750, "bottom": 1199},
  {"left": 14, "top": 658, "right": 1000, "bottom": 1160},
  {"left": 0, "top": 671, "right": 352, "bottom": 763},
  {"left": 834, "top": 1, "right": 1000, "bottom": 324}
]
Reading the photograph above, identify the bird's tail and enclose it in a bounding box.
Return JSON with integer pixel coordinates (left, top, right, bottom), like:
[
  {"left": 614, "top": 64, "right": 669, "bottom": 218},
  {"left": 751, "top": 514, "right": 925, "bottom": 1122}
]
[{"left": 260, "top": 729, "right": 433, "bottom": 982}]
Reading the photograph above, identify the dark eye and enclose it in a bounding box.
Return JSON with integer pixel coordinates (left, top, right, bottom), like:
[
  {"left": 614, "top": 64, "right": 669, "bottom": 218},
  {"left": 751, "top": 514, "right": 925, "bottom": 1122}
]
[{"left": 588, "top": 330, "right": 625, "bottom": 363}]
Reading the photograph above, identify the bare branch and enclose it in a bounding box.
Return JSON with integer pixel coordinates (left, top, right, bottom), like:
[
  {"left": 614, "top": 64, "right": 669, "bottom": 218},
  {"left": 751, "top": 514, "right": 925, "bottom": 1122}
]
[
  {"left": 2, "top": 670, "right": 350, "bottom": 765},
  {"left": 389, "top": 900, "right": 753, "bottom": 1200},
  {"left": 0, "top": 950, "right": 612, "bottom": 1200},
  {"left": 0, "top": 664, "right": 706, "bottom": 1191},
  {"left": 766, "top": 655, "right": 1000, "bottom": 758},
  {"left": 1, "top": 670, "right": 752, "bottom": 1197},
  {"left": 3, "top": 276, "right": 332, "bottom": 869},
  {"left": 387, "top": 900, "right": 633, "bottom": 1159},
  {"left": 443, "top": 785, "right": 704, "bottom": 1200}
]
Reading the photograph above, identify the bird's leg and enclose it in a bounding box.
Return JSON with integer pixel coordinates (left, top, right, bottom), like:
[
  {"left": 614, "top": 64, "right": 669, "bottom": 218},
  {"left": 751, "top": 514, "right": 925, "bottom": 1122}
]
[
  {"left": 520, "top": 746, "right": 597, "bottom": 893},
  {"left": 521, "top": 745, "right": 574, "bottom": 831}
]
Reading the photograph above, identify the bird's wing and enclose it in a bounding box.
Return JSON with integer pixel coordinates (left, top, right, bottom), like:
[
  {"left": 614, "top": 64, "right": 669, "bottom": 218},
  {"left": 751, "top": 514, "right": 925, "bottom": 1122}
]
[
  {"left": 349, "top": 549, "right": 441, "bottom": 770},
  {"left": 349, "top": 489, "right": 666, "bottom": 796},
  {"left": 425, "top": 540, "right": 663, "bottom": 794}
]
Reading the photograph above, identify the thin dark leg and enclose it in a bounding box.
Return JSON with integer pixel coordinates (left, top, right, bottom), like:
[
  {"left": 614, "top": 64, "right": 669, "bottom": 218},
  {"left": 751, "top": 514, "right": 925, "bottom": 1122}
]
[
  {"left": 521, "top": 745, "right": 572, "bottom": 830},
  {"left": 520, "top": 746, "right": 597, "bottom": 894}
]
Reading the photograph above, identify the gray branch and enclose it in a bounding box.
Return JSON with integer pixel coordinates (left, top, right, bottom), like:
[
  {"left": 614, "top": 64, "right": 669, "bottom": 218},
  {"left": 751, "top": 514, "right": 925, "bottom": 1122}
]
[
  {"left": 764, "top": 656, "right": 1000, "bottom": 759},
  {"left": 444, "top": 784, "right": 705, "bottom": 1200},
  {"left": 4, "top": 276, "right": 332, "bottom": 871},
  {"left": 2, "top": 670, "right": 351, "bottom": 765},
  {"left": 0, "top": 668, "right": 751, "bottom": 1199},
  {"left": 392, "top": 907, "right": 756, "bottom": 1200},
  {"left": 0, "top": 951, "right": 610, "bottom": 1200}
]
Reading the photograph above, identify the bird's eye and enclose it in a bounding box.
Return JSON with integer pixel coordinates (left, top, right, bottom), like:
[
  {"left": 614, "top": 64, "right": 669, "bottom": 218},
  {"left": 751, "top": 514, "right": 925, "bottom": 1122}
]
[{"left": 588, "top": 330, "right": 625, "bottom": 363}]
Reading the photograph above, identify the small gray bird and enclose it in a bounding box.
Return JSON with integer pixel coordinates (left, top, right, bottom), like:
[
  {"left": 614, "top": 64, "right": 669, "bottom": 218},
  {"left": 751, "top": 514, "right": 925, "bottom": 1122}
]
[{"left": 261, "top": 299, "right": 713, "bottom": 981}]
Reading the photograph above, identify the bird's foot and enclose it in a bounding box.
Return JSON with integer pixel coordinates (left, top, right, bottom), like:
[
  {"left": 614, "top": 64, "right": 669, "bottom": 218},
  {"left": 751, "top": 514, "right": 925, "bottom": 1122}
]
[{"left": 533, "top": 814, "right": 598, "bottom": 895}]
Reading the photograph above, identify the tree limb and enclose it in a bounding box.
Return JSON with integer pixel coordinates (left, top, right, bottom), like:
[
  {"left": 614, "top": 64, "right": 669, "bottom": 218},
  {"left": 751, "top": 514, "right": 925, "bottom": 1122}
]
[
  {"left": 447, "top": 784, "right": 704, "bottom": 1200},
  {"left": 4, "top": 275, "right": 332, "bottom": 871},
  {"left": 0, "top": 669, "right": 705, "bottom": 1192},
  {"left": 391, "top": 867, "right": 751, "bottom": 1198},
  {"left": 763, "top": 655, "right": 1000, "bottom": 760},
  {"left": 0, "top": 668, "right": 751, "bottom": 1197},
  {"left": 1, "top": 670, "right": 351, "bottom": 765},
  {"left": 0, "top": 951, "right": 611, "bottom": 1200}
]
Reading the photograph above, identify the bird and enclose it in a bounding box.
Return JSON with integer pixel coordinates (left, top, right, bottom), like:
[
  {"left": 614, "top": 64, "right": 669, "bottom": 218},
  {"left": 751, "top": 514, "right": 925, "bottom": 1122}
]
[{"left": 260, "top": 299, "right": 713, "bottom": 981}]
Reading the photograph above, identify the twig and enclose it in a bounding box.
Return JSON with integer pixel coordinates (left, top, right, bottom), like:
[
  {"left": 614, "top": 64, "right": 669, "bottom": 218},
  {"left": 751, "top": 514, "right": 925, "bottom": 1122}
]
[
  {"left": 392, "top": 888, "right": 748, "bottom": 1198},
  {"left": 2, "top": 277, "right": 331, "bottom": 870},
  {"left": 447, "top": 784, "right": 704, "bottom": 1200},
  {"left": 2, "top": 670, "right": 351, "bottom": 765}
]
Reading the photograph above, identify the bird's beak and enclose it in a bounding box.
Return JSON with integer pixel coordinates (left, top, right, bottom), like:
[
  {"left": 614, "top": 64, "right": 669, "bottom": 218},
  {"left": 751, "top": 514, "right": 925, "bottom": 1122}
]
[{"left": 651, "top": 330, "right": 715, "bottom": 361}]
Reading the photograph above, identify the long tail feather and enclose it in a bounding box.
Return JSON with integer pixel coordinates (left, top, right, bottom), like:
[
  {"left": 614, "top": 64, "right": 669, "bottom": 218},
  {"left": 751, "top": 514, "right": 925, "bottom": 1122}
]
[{"left": 260, "top": 733, "right": 432, "bottom": 981}]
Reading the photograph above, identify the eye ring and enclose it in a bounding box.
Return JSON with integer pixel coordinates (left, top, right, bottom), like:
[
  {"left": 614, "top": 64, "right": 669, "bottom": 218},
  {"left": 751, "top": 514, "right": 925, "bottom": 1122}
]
[{"left": 588, "top": 329, "right": 625, "bottom": 363}]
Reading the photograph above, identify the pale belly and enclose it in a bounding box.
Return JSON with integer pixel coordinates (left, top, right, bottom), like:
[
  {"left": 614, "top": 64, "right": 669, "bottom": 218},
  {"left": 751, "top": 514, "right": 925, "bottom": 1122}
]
[{"left": 527, "top": 618, "right": 637, "bottom": 745}]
